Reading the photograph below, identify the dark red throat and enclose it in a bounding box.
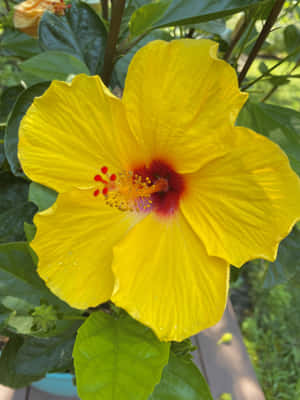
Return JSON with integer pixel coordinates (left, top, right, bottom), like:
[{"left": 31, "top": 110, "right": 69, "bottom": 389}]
[{"left": 134, "top": 159, "right": 186, "bottom": 217}]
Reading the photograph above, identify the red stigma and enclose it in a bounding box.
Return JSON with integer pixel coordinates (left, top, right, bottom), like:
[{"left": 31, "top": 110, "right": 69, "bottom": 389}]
[
  {"left": 110, "top": 174, "right": 117, "bottom": 181},
  {"left": 133, "top": 160, "right": 186, "bottom": 217},
  {"left": 101, "top": 166, "right": 108, "bottom": 174},
  {"left": 94, "top": 175, "right": 108, "bottom": 184},
  {"left": 93, "top": 189, "right": 100, "bottom": 197}
]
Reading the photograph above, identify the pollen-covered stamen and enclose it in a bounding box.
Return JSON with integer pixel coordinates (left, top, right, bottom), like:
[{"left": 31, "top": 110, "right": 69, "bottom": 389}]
[
  {"left": 92, "top": 165, "right": 170, "bottom": 212},
  {"left": 93, "top": 161, "right": 185, "bottom": 215},
  {"left": 106, "top": 172, "right": 169, "bottom": 212}
]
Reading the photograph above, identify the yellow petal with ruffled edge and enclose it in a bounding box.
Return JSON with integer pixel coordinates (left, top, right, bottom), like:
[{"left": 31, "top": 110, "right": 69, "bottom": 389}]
[
  {"left": 122, "top": 39, "right": 247, "bottom": 173},
  {"left": 32, "top": 189, "right": 139, "bottom": 309},
  {"left": 18, "top": 74, "right": 142, "bottom": 193},
  {"left": 111, "top": 212, "right": 229, "bottom": 342},
  {"left": 181, "top": 126, "right": 300, "bottom": 268}
]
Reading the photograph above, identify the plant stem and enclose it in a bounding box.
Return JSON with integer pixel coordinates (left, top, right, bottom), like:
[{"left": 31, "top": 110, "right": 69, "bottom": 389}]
[
  {"left": 101, "top": 0, "right": 108, "bottom": 20},
  {"left": 4, "top": 0, "right": 10, "bottom": 12},
  {"left": 117, "top": 31, "right": 148, "bottom": 57},
  {"left": 101, "top": 0, "right": 126, "bottom": 86},
  {"left": 234, "top": 9, "right": 258, "bottom": 64},
  {"left": 261, "top": 59, "right": 300, "bottom": 102},
  {"left": 242, "top": 45, "right": 300, "bottom": 90},
  {"left": 238, "top": 0, "right": 285, "bottom": 86},
  {"left": 261, "top": 85, "right": 278, "bottom": 102},
  {"left": 224, "top": 14, "right": 248, "bottom": 61}
]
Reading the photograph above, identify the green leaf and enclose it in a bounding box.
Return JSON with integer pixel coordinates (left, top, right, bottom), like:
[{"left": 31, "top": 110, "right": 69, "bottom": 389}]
[
  {"left": 0, "top": 241, "right": 76, "bottom": 314},
  {"left": 39, "top": 3, "right": 107, "bottom": 74},
  {"left": 15, "top": 323, "right": 80, "bottom": 375},
  {"left": 28, "top": 182, "right": 57, "bottom": 211},
  {"left": 73, "top": 311, "right": 170, "bottom": 400},
  {"left": 0, "top": 85, "right": 24, "bottom": 124},
  {"left": 29, "top": 182, "right": 57, "bottom": 212},
  {"left": 4, "top": 82, "right": 50, "bottom": 177},
  {"left": 192, "top": 19, "right": 229, "bottom": 39},
  {"left": 0, "top": 127, "right": 5, "bottom": 169},
  {"left": 0, "top": 336, "right": 44, "bottom": 388},
  {"left": 170, "top": 338, "right": 196, "bottom": 361},
  {"left": 7, "top": 312, "right": 34, "bottom": 335},
  {"left": 23, "top": 222, "right": 38, "bottom": 264},
  {"left": 237, "top": 101, "right": 300, "bottom": 176},
  {"left": 152, "top": 0, "right": 266, "bottom": 28},
  {"left": 0, "top": 172, "right": 36, "bottom": 243},
  {"left": 149, "top": 353, "right": 213, "bottom": 400},
  {"left": 258, "top": 61, "right": 269, "bottom": 75},
  {"left": 20, "top": 51, "right": 90, "bottom": 81},
  {"left": 0, "top": 323, "right": 80, "bottom": 388},
  {"left": 0, "top": 29, "right": 41, "bottom": 59},
  {"left": 129, "top": 0, "right": 172, "bottom": 38},
  {"left": 284, "top": 25, "right": 300, "bottom": 60},
  {"left": 24, "top": 222, "right": 36, "bottom": 242},
  {"left": 263, "top": 227, "right": 300, "bottom": 289},
  {"left": 0, "top": 305, "right": 10, "bottom": 331}
]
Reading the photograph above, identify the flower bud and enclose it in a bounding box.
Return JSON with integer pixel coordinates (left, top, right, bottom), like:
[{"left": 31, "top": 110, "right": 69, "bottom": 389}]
[{"left": 13, "top": 0, "right": 70, "bottom": 37}]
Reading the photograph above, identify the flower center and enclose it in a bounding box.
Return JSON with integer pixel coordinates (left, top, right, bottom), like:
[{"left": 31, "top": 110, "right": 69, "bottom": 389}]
[{"left": 93, "top": 160, "right": 185, "bottom": 216}]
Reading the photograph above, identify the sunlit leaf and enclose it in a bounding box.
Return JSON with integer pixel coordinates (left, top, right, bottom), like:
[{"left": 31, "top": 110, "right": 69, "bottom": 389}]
[
  {"left": 29, "top": 183, "right": 57, "bottom": 212},
  {"left": 153, "top": 0, "right": 266, "bottom": 28},
  {"left": 20, "top": 51, "right": 90, "bottom": 81},
  {"left": 150, "top": 353, "right": 213, "bottom": 400},
  {"left": 73, "top": 311, "right": 170, "bottom": 400}
]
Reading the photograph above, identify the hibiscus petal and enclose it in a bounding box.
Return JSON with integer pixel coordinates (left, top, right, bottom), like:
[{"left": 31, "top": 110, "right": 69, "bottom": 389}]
[
  {"left": 19, "top": 74, "right": 142, "bottom": 193},
  {"left": 111, "top": 212, "right": 229, "bottom": 342},
  {"left": 181, "top": 126, "right": 300, "bottom": 267},
  {"left": 32, "top": 189, "right": 138, "bottom": 309},
  {"left": 123, "top": 39, "right": 247, "bottom": 173}
]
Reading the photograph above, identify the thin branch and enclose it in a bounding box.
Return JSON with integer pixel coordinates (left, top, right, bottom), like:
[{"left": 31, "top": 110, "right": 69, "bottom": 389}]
[
  {"left": 238, "top": 0, "right": 285, "bottom": 86},
  {"left": 101, "top": 0, "right": 126, "bottom": 86},
  {"left": 261, "top": 85, "right": 278, "bottom": 102},
  {"left": 242, "top": 45, "right": 300, "bottom": 90},
  {"left": 224, "top": 15, "right": 248, "bottom": 61},
  {"left": 4, "top": 0, "right": 10, "bottom": 12},
  {"left": 234, "top": 11, "right": 257, "bottom": 63},
  {"left": 117, "top": 30, "right": 148, "bottom": 57},
  {"left": 101, "top": 0, "right": 108, "bottom": 20},
  {"left": 261, "top": 60, "right": 300, "bottom": 102}
]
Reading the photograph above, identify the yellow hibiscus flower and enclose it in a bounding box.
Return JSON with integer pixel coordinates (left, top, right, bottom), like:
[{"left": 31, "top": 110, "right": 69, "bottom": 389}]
[
  {"left": 14, "top": 0, "right": 70, "bottom": 37},
  {"left": 18, "top": 39, "right": 300, "bottom": 341}
]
